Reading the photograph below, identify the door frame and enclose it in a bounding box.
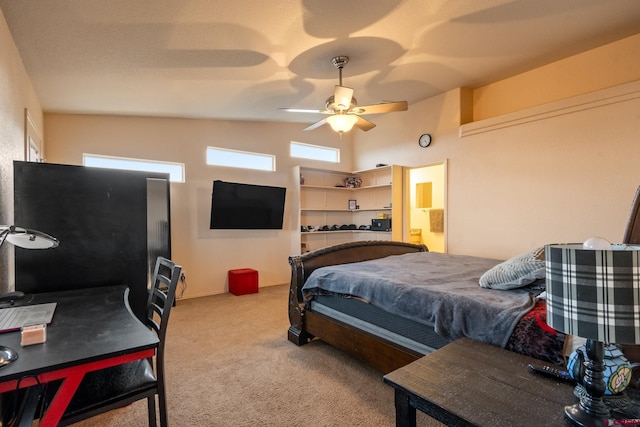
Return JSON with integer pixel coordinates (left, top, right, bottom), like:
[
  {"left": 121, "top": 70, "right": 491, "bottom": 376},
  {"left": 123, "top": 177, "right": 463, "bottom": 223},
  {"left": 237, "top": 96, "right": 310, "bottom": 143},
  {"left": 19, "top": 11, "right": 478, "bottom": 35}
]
[{"left": 402, "top": 159, "right": 448, "bottom": 253}]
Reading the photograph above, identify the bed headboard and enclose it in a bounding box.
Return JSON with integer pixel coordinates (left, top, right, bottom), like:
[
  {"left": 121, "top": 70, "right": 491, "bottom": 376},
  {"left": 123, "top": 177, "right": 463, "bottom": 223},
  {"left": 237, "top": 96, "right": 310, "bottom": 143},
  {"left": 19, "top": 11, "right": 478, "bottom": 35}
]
[
  {"left": 621, "top": 185, "right": 640, "bottom": 384},
  {"left": 289, "top": 240, "right": 428, "bottom": 287},
  {"left": 623, "top": 185, "right": 640, "bottom": 244}
]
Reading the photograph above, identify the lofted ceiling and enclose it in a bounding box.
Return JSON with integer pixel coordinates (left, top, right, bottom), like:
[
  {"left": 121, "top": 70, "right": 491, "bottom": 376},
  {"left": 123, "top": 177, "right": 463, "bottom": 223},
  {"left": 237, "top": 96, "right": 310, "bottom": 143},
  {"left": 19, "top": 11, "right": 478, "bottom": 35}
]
[{"left": 2, "top": 0, "right": 640, "bottom": 126}]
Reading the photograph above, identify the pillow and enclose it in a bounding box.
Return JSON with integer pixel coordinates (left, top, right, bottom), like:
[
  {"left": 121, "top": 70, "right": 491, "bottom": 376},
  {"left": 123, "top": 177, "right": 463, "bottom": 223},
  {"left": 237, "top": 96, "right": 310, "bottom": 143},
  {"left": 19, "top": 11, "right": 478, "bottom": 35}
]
[{"left": 479, "top": 246, "right": 546, "bottom": 290}]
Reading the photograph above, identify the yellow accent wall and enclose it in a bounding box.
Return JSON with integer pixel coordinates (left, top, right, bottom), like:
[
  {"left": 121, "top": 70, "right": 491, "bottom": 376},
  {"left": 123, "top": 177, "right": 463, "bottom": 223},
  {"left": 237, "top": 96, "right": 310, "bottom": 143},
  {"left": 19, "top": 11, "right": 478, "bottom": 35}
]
[
  {"left": 409, "top": 164, "right": 445, "bottom": 253},
  {"left": 473, "top": 33, "right": 640, "bottom": 120}
]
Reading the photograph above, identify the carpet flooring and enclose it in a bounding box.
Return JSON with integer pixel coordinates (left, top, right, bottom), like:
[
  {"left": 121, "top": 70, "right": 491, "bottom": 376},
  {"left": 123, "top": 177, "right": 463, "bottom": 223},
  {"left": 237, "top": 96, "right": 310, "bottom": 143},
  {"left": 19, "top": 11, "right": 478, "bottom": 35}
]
[{"left": 74, "top": 284, "right": 441, "bottom": 426}]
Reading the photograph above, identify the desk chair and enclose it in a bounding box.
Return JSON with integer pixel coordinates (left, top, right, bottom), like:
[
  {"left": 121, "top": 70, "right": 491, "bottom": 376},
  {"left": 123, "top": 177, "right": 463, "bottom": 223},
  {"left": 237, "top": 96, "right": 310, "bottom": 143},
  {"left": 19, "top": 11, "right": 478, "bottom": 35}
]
[{"left": 52, "top": 256, "right": 182, "bottom": 427}]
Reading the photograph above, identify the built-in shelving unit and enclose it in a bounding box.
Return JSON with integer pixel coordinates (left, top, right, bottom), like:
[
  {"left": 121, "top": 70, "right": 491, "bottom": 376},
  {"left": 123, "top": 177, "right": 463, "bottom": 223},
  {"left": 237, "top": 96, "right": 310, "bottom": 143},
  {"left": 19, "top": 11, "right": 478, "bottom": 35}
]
[{"left": 292, "top": 165, "right": 402, "bottom": 254}]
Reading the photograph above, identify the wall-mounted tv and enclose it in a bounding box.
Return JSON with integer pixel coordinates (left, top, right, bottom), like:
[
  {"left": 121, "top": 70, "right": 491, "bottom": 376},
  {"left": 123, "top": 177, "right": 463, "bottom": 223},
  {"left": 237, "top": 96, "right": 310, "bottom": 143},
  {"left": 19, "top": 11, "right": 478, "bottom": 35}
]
[{"left": 210, "top": 180, "right": 286, "bottom": 230}]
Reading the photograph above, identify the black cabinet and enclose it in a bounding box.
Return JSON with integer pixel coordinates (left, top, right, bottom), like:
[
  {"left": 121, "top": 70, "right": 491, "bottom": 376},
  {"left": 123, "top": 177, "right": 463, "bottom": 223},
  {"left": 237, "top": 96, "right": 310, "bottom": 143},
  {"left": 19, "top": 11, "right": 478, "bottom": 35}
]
[{"left": 13, "top": 161, "right": 171, "bottom": 321}]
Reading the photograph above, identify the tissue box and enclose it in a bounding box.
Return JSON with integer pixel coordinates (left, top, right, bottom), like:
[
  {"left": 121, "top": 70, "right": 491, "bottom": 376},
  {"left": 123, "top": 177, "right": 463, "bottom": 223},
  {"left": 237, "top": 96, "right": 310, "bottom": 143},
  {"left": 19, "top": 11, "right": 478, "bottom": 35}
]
[{"left": 228, "top": 269, "right": 259, "bottom": 296}]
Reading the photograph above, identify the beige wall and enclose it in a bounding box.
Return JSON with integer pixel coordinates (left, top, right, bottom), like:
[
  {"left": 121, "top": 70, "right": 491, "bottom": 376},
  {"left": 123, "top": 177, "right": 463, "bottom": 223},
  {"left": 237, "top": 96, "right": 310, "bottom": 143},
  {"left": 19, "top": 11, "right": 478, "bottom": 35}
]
[
  {"left": 353, "top": 35, "right": 640, "bottom": 260},
  {"left": 7, "top": 7, "right": 640, "bottom": 296},
  {"left": 449, "top": 85, "right": 640, "bottom": 258},
  {"left": 43, "top": 33, "right": 640, "bottom": 296},
  {"left": 0, "top": 9, "right": 43, "bottom": 292},
  {"left": 44, "top": 114, "right": 354, "bottom": 298}
]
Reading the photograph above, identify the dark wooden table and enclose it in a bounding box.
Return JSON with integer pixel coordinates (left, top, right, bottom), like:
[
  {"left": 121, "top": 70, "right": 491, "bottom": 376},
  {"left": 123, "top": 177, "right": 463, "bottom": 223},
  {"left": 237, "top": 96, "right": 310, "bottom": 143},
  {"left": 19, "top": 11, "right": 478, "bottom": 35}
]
[
  {"left": 0, "top": 285, "right": 158, "bottom": 426},
  {"left": 383, "top": 337, "right": 575, "bottom": 426}
]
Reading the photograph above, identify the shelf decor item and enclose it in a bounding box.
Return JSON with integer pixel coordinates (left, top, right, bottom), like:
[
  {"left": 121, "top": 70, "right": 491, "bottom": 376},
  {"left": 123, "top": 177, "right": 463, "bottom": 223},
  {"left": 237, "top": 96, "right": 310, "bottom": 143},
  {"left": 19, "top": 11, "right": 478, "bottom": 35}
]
[
  {"left": 344, "top": 176, "right": 362, "bottom": 188},
  {"left": 348, "top": 200, "right": 357, "bottom": 210}
]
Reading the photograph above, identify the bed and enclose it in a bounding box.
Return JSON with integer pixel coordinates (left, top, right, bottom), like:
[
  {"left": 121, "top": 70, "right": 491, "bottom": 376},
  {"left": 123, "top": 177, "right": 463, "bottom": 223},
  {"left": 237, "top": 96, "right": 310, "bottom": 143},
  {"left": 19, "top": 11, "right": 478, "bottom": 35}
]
[{"left": 287, "top": 186, "right": 640, "bottom": 374}]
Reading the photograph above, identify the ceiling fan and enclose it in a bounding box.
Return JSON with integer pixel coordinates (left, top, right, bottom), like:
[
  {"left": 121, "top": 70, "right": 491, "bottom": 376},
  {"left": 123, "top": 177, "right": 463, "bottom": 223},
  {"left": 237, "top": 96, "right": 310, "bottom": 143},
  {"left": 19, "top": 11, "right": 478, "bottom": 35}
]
[{"left": 280, "top": 56, "right": 408, "bottom": 134}]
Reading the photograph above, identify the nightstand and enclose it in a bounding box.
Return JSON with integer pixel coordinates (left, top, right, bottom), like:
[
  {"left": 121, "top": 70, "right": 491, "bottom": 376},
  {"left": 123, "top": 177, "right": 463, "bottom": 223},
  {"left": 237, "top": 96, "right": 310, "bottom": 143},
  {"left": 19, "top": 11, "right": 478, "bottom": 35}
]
[{"left": 384, "top": 338, "right": 574, "bottom": 426}]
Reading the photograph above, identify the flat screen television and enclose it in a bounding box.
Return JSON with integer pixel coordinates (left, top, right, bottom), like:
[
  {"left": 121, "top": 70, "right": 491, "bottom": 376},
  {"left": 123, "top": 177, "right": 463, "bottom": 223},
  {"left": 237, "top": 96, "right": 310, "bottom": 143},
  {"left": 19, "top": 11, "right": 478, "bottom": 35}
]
[{"left": 210, "top": 180, "right": 286, "bottom": 229}]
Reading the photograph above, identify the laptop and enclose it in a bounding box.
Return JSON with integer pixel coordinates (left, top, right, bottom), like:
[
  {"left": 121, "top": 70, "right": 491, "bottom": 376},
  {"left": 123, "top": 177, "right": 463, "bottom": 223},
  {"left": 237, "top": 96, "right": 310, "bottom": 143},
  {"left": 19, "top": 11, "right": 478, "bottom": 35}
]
[{"left": 0, "top": 303, "right": 57, "bottom": 333}]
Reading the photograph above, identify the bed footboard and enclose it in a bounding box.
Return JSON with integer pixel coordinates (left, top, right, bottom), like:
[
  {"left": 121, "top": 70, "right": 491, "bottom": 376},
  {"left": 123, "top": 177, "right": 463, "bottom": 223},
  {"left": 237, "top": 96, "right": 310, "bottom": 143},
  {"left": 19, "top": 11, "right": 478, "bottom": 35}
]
[{"left": 287, "top": 240, "right": 428, "bottom": 364}]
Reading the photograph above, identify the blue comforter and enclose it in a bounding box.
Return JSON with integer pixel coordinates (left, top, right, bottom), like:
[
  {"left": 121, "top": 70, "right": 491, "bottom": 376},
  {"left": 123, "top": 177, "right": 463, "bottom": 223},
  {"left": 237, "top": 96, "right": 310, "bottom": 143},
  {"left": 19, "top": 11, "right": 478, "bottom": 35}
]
[{"left": 301, "top": 252, "right": 537, "bottom": 347}]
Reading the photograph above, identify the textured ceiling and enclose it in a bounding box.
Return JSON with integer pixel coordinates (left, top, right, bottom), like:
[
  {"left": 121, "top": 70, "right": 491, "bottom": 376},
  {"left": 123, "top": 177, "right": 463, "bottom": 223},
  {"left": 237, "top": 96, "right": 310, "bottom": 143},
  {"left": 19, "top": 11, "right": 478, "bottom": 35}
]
[{"left": 2, "top": 0, "right": 640, "bottom": 125}]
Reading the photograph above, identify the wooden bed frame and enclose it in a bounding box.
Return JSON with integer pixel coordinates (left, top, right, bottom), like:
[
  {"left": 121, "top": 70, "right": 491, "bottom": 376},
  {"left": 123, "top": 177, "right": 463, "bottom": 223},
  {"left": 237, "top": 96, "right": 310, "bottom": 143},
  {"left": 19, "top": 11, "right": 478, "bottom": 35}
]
[
  {"left": 288, "top": 240, "right": 429, "bottom": 373},
  {"left": 288, "top": 186, "right": 640, "bottom": 374},
  {"left": 623, "top": 185, "right": 640, "bottom": 245}
]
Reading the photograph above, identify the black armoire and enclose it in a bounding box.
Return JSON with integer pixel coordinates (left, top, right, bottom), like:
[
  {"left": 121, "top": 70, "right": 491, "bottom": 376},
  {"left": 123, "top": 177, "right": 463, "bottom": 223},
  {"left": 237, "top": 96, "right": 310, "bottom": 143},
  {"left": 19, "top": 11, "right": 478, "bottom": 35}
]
[{"left": 13, "top": 161, "right": 171, "bottom": 321}]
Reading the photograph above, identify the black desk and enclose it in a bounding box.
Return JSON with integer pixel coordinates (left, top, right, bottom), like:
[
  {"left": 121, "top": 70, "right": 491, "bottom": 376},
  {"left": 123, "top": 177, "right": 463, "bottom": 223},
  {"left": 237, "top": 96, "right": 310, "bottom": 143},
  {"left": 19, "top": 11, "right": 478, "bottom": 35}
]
[
  {"left": 0, "top": 285, "right": 158, "bottom": 426},
  {"left": 384, "top": 338, "right": 574, "bottom": 426}
]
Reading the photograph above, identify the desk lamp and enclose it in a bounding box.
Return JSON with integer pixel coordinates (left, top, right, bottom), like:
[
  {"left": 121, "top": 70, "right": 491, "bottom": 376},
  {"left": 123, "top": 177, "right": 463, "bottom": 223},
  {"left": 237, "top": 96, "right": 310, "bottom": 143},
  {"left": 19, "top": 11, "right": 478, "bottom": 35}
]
[
  {"left": 0, "top": 225, "right": 59, "bottom": 302},
  {"left": 0, "top": 225, "right": 58, "bottom": 366},
  {"left": 545, "top": 241, "right": 640, "bottom": 427},
  {"left": 0, "top": 225, "right": 59, "bottom": 249}
]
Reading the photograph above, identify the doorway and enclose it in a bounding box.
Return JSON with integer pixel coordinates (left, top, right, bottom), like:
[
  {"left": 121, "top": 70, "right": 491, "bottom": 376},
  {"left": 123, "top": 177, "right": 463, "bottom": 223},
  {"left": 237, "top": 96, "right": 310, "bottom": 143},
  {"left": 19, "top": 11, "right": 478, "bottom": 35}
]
[{"left": 404, "top": 161, "right": 447, "bottom": 253}]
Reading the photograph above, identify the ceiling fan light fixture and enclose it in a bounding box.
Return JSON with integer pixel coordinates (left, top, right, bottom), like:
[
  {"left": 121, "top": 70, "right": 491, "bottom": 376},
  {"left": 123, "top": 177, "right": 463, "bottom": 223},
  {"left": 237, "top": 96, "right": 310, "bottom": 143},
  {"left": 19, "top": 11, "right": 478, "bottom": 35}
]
[
  {"left": 281, "top": 55, "right": 407, "bottom": 133},
  {"left": 326, "top": 114, "right": 357, "bottom": 133}
]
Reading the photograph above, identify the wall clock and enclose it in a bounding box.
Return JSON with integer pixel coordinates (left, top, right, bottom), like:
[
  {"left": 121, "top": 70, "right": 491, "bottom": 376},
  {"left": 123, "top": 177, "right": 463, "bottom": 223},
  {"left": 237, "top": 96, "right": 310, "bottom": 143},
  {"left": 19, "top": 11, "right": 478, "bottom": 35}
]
[{"left": 418, "top": 134, "right": 432, "bottom": 148}]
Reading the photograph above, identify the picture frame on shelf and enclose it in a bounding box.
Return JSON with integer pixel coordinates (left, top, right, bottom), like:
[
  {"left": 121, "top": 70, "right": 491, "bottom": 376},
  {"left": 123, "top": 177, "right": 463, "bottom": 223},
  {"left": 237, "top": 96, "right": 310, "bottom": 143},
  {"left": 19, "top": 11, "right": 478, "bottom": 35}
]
[{"left": 348, "top": 200, "right": 357, "bottom": 210}]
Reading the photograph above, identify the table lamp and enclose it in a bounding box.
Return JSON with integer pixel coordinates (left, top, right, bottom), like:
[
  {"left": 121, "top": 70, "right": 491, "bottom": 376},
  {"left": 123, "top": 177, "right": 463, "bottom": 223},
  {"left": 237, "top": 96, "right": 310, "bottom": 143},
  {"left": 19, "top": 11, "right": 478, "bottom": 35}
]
[
  {"left": 0, "top": 225, "right": 59, "bottom": 250},
  {"left": 545, "top": 241, "right": 640, "bottom": 427},
  {"left": 0, "top": 225, "right": 58, "bottom": 366},
  {"left": 0, "top": 225, "right": 59, "bottom": 302}
]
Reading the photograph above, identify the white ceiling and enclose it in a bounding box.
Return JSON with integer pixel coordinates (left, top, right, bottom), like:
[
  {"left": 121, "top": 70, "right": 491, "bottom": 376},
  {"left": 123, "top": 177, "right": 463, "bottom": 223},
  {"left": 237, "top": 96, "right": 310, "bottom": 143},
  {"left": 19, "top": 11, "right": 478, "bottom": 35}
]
[{"left": 2, "top": 0, "right": 640, "bottom": 126}]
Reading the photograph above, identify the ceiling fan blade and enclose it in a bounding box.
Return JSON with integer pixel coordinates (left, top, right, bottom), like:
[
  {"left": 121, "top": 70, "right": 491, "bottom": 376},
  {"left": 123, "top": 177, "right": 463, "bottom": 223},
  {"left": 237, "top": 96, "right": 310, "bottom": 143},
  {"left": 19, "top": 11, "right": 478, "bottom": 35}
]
[
  {"left": 279, "top": 107, "right": 331, "bottom": 114},
  {"left": 303, "top": 118, "right": 328, "bottom": 131},
  {"left": 354, "top": 115, "right": 376, "bottom": 131},
  {"left": 334, "top": 85, "right": 354, "bottom": 111},
  {"left": 352, "top": 101, "right": 408, "bottom": 115}
]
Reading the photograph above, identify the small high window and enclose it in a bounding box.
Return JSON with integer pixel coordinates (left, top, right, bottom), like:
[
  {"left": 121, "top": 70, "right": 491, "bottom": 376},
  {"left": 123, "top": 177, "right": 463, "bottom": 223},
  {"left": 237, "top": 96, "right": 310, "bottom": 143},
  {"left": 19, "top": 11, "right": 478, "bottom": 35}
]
[
  {"left": 206, "top": 147, "right": 276, "bottom": 172},
  {"left": 83, "top": 154, "right": 185, "bottom": 183},
  {"left": 290, "top": 141, "right": 340, "bottom": 163}
]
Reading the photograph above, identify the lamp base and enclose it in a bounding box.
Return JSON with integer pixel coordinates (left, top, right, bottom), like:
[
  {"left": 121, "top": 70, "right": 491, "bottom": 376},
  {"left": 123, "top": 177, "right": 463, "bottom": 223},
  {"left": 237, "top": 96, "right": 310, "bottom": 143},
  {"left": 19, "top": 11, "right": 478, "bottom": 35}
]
[
  {"left": 573, "top": 384, "right": 631, "bottom": 410},
  {"left": 0, "top": 292, "right": 34, "bottom": 309},
  {"left": 565, "top": 404, "right": 609, "bottom": 427},
  {"left": 0, "top": 291, "right": 25, "bottom": 304},
  {"left": 565, "top": 339, "right": 611, "bottom": 427},
  {"left": 0, "top": 345, "right": 18, "bottom": 368}
]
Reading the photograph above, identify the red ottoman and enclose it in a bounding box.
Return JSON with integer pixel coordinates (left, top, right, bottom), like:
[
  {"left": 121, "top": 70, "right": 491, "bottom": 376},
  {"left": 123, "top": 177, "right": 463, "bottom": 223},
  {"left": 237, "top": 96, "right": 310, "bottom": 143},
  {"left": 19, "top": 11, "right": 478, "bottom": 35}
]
[{"left": 228, "top": 269, "right": 259, "bottom": 295}]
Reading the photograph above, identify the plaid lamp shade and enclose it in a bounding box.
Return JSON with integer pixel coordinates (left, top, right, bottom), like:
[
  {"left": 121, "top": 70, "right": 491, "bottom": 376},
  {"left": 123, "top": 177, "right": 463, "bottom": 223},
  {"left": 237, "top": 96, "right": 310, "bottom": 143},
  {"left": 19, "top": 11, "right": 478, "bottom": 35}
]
[{"left": 545, "top": 244, "right": 640, "bottom": 344}]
